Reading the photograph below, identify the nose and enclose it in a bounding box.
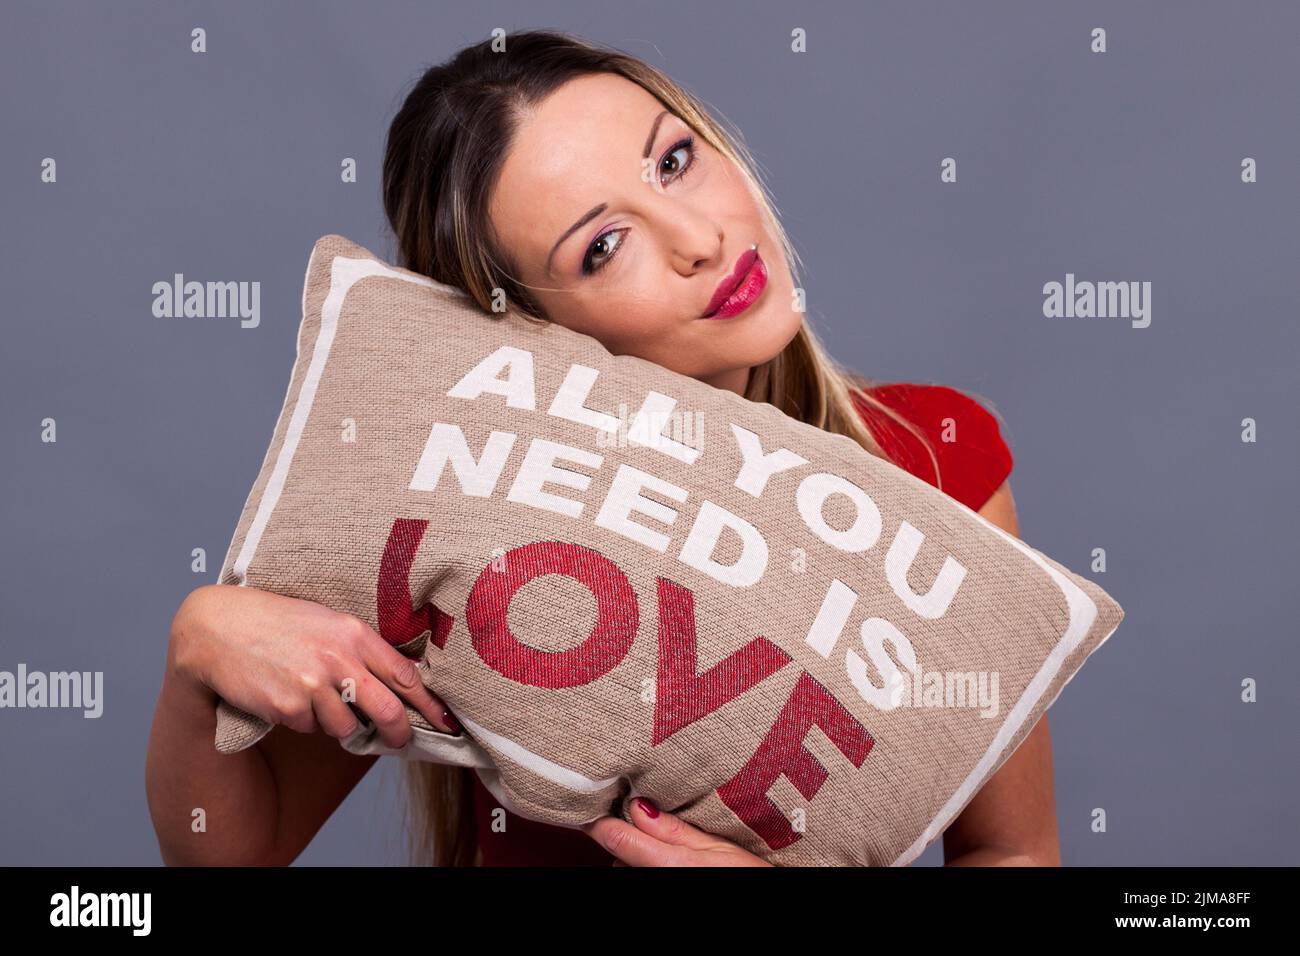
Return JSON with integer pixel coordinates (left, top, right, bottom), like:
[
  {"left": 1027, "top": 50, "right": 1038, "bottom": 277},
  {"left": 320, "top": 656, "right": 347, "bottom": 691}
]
[{"left": 659, "top": 201, "right": 724, "bottom": 276}]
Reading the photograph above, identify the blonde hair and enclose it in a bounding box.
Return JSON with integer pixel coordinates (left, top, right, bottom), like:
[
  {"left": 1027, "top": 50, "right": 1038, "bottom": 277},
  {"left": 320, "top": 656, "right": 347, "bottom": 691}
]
[{"left": 382, "top": 29, "right": 943, "bottom": 867}]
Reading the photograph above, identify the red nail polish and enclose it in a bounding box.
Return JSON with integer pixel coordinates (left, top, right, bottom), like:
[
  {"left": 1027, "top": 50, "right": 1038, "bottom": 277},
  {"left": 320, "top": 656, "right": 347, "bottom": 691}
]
[
  {"left": 441, "top": 708, "right": 463, "bottom": 735},
  {"left": 635, "top": 797, "right": 659, "bottom": 818}
]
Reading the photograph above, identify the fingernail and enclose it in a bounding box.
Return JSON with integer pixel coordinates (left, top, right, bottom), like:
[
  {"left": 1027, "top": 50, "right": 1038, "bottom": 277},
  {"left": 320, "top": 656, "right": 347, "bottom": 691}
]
[
  {"left": 441, "top": 708, "right": 463, "bottom": 735},
  {"left": 634, "top": 797, "right": 659, "bottom": 818}
]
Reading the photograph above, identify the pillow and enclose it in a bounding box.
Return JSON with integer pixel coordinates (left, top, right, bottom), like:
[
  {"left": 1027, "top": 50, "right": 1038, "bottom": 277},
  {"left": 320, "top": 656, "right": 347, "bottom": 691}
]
[{"left": 212, "top": 233, "right": 1124, "bottom": 866}]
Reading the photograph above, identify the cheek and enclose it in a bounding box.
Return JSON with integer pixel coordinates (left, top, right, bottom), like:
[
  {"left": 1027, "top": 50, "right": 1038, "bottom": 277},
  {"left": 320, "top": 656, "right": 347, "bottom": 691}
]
[{"left": 574, "top": 283, "right": 687, "bottom": 354}]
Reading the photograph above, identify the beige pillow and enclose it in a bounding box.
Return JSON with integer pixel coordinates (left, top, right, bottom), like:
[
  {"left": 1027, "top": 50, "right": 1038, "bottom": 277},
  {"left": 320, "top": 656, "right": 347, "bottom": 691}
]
[{"left": 212, "top": 233, "right": 1124, "bottom": 866}]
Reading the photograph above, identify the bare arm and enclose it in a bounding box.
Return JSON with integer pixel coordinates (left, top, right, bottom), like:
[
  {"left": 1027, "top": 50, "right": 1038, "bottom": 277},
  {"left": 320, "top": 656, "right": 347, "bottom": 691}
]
[
  {"left": 145, "top": 586, "right": 425, "bottom": 866},
  {"left": 146, "top": 627, "right": 281, "bottom": 866},
  {"left": 942, "top": 479, "right": 1062, "bottom": 866},
  {"left": 144, "top": 659, "right": 378, "bottom": 865}
]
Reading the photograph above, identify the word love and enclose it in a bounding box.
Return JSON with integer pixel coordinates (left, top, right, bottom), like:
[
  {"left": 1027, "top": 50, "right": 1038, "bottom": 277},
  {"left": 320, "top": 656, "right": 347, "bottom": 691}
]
[{"left": 376, "top": 519, "right": 876, "bottom": 851}]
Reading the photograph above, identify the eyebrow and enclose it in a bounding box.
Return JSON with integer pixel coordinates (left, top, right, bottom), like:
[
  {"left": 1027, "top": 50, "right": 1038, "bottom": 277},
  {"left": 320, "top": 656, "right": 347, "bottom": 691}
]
[{"left": 544, "top": 109, "right": 672, "bottom": 276}]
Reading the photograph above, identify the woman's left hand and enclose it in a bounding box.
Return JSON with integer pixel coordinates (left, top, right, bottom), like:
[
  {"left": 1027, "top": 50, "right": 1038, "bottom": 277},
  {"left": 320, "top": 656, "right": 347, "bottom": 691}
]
[{"left": 581, "top": 797, "right": 773, "bottom": 866}]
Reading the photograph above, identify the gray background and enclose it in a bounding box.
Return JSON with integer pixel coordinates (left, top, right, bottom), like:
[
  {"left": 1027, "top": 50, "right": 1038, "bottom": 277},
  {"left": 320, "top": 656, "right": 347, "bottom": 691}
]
[{"left": 2, "top": 1, "right": 1296, "bottom": 865}]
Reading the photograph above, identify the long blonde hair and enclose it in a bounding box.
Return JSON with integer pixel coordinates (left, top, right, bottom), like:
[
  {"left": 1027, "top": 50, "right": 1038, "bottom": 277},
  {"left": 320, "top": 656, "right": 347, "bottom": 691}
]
[{"left": 382, "top": 28, "right": 944, "bottom": 866}]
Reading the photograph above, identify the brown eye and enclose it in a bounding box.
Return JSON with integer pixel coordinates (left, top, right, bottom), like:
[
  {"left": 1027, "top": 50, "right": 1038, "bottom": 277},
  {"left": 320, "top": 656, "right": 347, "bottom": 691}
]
[
  {"left": 582, "top": 227, "right": 628, "bottom": 276},
  {"left": 659, "top": 136, "right": 696, "bottom": 185}
]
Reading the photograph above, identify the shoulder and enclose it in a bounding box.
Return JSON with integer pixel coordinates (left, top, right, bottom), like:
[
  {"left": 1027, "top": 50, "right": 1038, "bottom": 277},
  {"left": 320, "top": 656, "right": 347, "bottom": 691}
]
[{"left": 850, "top": 381, "right": 1014, "bottom": 513}]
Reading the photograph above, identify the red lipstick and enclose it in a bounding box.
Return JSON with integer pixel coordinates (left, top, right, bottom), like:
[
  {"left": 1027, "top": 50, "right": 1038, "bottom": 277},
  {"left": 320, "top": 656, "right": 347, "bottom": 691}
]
[{"left": 702, "top": 246, "right": 767, "bottom": 319}]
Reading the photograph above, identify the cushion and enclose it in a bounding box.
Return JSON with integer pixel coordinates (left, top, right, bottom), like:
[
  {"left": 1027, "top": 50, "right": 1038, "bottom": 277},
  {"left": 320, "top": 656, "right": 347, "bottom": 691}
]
[{"left": 212, "top": 233, "right": 1125, "bottom": 866}]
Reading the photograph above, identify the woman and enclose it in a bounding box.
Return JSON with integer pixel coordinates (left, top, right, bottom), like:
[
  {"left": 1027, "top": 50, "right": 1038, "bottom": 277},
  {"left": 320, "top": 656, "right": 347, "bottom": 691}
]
[{"left": 146, "top": 29, "right": 1058, "bottom": 867}]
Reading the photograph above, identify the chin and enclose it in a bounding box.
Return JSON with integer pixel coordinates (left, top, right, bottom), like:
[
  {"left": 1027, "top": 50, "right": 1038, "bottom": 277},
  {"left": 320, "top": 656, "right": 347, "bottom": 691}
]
[
  {"left": 717, "top": 323, "right": 801, "bottom": 382},
  {"left": 755, "top": 301, "right": 804, "bottom": 357}
]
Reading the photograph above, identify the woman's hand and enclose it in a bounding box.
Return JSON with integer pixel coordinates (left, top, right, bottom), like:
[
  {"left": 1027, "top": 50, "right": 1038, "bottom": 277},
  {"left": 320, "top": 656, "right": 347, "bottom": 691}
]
[
  {"left": 171, "top": 583, "right": 460, "bottom": 749},
  {"left": 581, "top": 797, "right": 773, "bottom": 866}
]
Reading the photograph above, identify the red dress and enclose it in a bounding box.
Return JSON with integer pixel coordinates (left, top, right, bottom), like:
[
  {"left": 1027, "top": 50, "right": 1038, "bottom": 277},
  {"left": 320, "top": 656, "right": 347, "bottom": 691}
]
[{"left": 470, "top": 382, "right": 1014, "bottom": 866}]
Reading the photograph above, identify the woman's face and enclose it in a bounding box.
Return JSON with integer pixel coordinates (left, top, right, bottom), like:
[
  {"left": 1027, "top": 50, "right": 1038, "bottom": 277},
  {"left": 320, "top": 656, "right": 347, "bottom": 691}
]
[{"left": 488, "top": 73, "right": 802, "bottom": 395}]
